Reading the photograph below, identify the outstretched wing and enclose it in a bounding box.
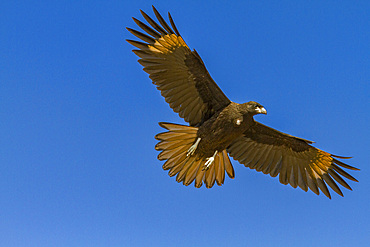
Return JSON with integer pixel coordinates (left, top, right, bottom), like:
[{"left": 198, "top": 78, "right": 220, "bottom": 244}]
[
  {"left": 127, "top": 6, "right": 231, "bottom": 126},
  {"left": 227, "top": 122, "right": 359, "bottom": 199}
]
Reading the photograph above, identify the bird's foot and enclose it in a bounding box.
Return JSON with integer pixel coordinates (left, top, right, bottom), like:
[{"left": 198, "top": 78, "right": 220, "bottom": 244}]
[
  {"left": 187, "top": 137, "right": 201, "bottom": 156},
  {"left": 202, "top": 150, "right": 218, "bottom": 170}
]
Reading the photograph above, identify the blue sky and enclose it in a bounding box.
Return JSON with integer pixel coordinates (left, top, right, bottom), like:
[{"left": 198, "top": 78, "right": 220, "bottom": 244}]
[{"left": 1, "top": 1, "right": 369, "bottom": 246}]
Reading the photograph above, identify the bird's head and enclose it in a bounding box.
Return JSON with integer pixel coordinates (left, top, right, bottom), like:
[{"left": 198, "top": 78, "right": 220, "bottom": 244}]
[{"left": 240, "top": 101, "right": 267, "bottom": 116}]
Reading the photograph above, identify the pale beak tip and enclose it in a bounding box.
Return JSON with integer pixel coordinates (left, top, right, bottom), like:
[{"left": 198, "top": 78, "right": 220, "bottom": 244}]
[{"left": 257, "top": 107, "right": 267, "bottom": 114}]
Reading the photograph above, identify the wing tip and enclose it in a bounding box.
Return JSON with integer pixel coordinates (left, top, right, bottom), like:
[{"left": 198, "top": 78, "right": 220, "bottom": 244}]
[
  {"left": 332, "top": 154, "right": 353, "bottom": 159},
  {"left": 152, "top": 5, "right": 159, "bottom": 15},
  {"left": 333, "top": 158, "right": 360, "bottom": 171}
]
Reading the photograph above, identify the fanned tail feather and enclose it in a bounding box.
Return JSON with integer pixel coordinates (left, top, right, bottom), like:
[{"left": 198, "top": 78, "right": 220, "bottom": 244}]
[{"left": 155, "top": 122, "right": 234, "bottom": 188}]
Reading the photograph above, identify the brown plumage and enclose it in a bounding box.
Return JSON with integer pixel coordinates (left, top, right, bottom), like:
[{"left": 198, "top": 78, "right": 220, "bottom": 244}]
[{"left": 127, "top": 6, "right": 359, "bottom": 198}]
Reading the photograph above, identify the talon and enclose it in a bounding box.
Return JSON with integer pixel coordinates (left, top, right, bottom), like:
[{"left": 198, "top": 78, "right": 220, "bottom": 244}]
[
  {"left": 187, "top": 137, "right": 201, "bottom": 156},
  {"left": 203, "top": 157, "right": 214, "bottom": 170},
  {"left": 202, "top": 150, "right": 218, "bottom": 170}
]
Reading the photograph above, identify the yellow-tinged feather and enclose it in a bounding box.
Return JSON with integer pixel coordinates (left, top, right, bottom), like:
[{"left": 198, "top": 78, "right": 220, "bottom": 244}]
[
  {"left": 314, "top": 160, "right": 330, "bottom": 173},
  {"left": 163, "top": 152, "right": 187, "bottom": 170},
  {"left": 170, "top": 34, "right": 179, "bottom": 45},
  {"left": 215, "top": 153, "right": 225, "bottom": 186},
  {"left": 306, "top": 166, "right": 320, "bottom": 182},
  {"left": 184, "top": 158, "right": 203, "bottom": 186},
  {"left": 155, "top": 138, "right": 194, "bottom": 151},
  {"left": 156, "top": 37, "right": 174, "bottom": 50},
  {"left": 163, "top": 34, "right": 177, "bottom": 46},
  {"left": 310, "top": 162, "right": 324, "bottom": 177},
  {"left": 195, "top": 163, "right": 206, "bottom": 188},
  {"left": 159, "top": 123, "right": 197, "bottom": 133},
  {"left": 177, "top": 36, "right": 188, "bottom": 47},
  {"left": 158, "top": 144, "right": 188, "bottom": 160},
  {"left": 148, "top": 45, "right": 164, "bottom": 53},
  {"left": 205, "top": 161, "right": 216, "bottom": 188},
  {"left": 168, "top": 155, "right": 189, "bottom": 177},
  {"left": 176, "top": 155, "right": 197, "bottom": 182},
  {"left": 155, "top": 131, "right": 196, "bottom": 141},
  {"left": 153, "top": 42, "right": 171, "bottom": 53},
  {"left": 223, "top": 150, "right": 234, "bottom": 179}
]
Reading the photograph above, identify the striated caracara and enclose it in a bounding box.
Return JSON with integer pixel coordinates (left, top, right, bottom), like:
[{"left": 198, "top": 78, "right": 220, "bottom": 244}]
[{"left": 126, "top": 6, "right": 359, "bottom": 199}]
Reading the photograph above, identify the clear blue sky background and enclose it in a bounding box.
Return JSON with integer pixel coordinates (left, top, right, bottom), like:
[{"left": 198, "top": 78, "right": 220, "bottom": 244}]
[{"left": 1, "top": 1, "right": 369, "bottom": 246}]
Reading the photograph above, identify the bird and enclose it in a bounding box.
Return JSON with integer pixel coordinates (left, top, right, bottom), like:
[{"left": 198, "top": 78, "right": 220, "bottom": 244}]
[{"left": 126, "top": 6, "right": 359, "bottom": 198}]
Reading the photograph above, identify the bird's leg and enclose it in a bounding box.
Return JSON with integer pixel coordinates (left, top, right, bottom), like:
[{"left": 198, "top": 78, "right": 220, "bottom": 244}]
[
  {"left": 187, "top": 137, "right": 201, "bottom": 156},
  {"left": 203, "top": 150, "right": 218, "bottom": 170}
]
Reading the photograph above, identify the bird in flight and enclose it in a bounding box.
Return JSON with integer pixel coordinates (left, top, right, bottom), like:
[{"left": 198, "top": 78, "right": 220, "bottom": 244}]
[{"left": 126, "top": 6, "right": 359, "bottom": 198}]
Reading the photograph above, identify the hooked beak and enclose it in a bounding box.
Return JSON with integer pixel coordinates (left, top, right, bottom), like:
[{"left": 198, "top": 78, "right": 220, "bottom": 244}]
[{"left": 256, "top": 107, "right": 267, "bottom": 114}]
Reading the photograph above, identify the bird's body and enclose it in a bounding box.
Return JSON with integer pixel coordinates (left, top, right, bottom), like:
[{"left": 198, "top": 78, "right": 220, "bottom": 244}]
[
  {"left": 127, "top": 6, "right": 359, "bottom": 198},
  {"left": 196, "top": 102, "right": 261, "bottom": 157}
]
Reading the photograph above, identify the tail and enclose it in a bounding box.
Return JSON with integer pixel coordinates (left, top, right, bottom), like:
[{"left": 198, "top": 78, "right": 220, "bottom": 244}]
[{"left": 155, "top": 122, "right": 234, "bottom": 188}]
